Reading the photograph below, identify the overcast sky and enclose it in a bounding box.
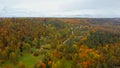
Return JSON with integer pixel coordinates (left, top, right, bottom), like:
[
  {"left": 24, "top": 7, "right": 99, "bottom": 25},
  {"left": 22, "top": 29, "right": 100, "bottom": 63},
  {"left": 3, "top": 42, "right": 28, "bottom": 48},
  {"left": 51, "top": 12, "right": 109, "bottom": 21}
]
[{"left": 0, "top": 0, "right": 120, "bottom": 17}]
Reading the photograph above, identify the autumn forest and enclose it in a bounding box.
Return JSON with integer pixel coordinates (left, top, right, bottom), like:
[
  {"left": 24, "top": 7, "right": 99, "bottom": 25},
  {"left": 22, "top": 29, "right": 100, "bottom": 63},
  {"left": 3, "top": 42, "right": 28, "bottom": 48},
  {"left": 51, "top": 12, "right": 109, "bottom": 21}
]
[{"left": 0, "top": 18, "right": 120, "bottom": 68}]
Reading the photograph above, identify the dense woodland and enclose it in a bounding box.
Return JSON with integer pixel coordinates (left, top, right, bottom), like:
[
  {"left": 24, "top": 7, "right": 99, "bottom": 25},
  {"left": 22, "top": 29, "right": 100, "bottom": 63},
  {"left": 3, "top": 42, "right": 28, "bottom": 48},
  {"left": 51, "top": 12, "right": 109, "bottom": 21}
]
[{"left": 0, "top": 18, "right": 120, "bottom": 68}]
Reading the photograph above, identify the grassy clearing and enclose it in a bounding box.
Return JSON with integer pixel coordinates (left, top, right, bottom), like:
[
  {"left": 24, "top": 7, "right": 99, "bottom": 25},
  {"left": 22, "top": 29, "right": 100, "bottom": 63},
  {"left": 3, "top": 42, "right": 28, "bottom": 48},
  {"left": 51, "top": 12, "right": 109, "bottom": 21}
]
[
  {"left": 1, "top": 53, "right": 42, "bottom": 68},
  {"left": 18, "top": 53, "right": 41, "bottom": 68}
]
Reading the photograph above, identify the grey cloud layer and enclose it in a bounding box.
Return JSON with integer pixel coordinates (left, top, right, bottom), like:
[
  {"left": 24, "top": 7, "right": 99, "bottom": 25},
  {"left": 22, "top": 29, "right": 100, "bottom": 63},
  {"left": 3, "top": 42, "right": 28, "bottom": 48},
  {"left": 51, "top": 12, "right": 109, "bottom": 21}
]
[{"left": 0, "top": 0, "right": 120, "bottom": 17}]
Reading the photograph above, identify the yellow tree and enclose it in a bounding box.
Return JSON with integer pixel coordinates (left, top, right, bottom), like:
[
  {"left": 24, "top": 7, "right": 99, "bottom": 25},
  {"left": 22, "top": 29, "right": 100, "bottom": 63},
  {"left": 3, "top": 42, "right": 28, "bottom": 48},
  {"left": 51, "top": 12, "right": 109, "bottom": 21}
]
[
  {"left": 18, "top": 61, "right": 26, "bottom": 68},
  {"left": 9, "top": 52, "right": 17, "bottom": 64}
]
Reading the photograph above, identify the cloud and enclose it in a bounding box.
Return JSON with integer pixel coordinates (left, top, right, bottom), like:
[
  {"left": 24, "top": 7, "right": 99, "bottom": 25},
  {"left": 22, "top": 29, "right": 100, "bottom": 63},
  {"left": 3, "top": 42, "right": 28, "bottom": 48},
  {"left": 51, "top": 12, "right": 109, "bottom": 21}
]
[{"left": 0, "top": 0, "right": 120, "bottom": 17}]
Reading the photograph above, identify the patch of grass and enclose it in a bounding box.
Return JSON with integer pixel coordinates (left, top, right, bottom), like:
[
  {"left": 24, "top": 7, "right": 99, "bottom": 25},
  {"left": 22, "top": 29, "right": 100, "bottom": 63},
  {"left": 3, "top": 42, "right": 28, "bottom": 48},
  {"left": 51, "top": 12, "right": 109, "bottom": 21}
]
[
  {"left": 1, "top": 53, "right": 42, "bottom": 68},
  {"left": 1, "top": 60, "right": 17, "bottom": 68},
  {"left": 18, "top": 53, "right": 41, "bottom": 68}
]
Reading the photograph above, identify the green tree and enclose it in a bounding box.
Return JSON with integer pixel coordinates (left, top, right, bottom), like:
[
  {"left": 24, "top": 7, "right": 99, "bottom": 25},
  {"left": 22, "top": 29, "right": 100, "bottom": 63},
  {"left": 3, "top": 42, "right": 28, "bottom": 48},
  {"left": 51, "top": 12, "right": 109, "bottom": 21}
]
[
  {"left": 2, "top": 50, "right": 8, "bottom": 59},
  {"left": 23, "top": 42, "right": 31, "bottom": 53},
  {"left": 9, "top": 52, "right": 17, "bottom": 64}
]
